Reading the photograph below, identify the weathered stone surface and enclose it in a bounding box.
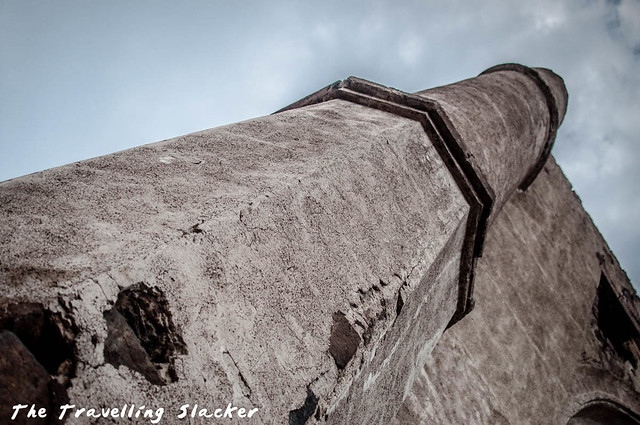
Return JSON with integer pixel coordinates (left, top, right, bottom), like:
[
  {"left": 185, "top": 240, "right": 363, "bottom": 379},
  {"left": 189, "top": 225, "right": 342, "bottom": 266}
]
[
  {"left": 0, "top": 330, "right": 50, "bottom": 425},
  {"left": 0, "top": 96, "right": 470, "bottom": 423},
  {"left": 568, "top": 402, "right": 640, "bottom": 424},
  {"left": 416, "top": 65, "right": 567, "bottom": 221},
  {"left": 2, "top": 63, "right": 635, "bottom": 424},
  {"left": 113, "top": 283, "right": 186, "bottom": 365},
  {"left": 0, "top": 303, "right": 76, "bottom": 379},
  {"left": 103, "top": 282, "right": 187, "bottom": 385},
  {"left": 328, "top": 312, "right": 361, "bottom": 370},
  {"left": 289, "top": 388, "right": 319, "bottom": 425},
  {"left": 396, "top": 158, "right": 640, "bottom": 424},
  {"left": 0, "top": 303, "right": 74, "bottom": 424},
  {"left": 103, "top": 308, "right": 165, "bottom": 385}
]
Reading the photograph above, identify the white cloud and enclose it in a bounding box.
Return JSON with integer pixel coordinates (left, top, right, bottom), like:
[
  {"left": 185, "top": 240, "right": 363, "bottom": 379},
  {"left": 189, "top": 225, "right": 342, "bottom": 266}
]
[{"left": 397, "top": 35, "right": 424, "bottom": 66}]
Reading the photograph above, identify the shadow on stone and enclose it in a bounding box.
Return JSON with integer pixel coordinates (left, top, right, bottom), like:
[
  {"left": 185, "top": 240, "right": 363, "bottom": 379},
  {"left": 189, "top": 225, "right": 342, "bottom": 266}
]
[
  {"left": 289, "top": 387, "right": 318, "bottom": 425},
  {"left": 104, "top": 283, "right": 186, "bottom": 385},
  {"left": 0, "top": 303, "right": 76, "bottom": 424},
  {"left": 329, "top": 312, "right": 361, "bottom": 370}
]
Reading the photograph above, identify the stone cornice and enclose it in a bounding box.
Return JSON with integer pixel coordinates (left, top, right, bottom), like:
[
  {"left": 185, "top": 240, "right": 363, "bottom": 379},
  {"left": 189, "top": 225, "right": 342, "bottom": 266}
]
[{"left": 276, "top": 76, "right": 496, "bottom": 325}]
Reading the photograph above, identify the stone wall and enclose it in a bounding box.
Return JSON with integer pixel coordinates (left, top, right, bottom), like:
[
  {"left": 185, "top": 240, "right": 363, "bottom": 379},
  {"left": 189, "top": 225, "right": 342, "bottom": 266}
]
[
  {"left": 0, "top": 97, "right": 471, "bottom": 424},
  {"left": 395, "top": 157, "right": 640, "bottom": 424},
  {"left": 2, "top": 64, "right": 637, "bottom": 424}
]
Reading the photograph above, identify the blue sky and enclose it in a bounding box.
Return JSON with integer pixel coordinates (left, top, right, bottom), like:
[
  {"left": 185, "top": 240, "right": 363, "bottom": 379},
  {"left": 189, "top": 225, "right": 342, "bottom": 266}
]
[{"left": 1, "top": 0, "right": 639, "bottom": 288}]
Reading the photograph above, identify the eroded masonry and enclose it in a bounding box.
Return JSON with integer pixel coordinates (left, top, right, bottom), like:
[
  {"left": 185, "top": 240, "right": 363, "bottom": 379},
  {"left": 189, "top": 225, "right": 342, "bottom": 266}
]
[{"left": 1, "top": 64, "right": 639, "bottom": 424}]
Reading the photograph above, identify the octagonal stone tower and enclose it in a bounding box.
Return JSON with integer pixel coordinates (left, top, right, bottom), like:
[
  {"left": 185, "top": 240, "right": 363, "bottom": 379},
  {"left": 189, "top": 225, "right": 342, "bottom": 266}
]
[{"left": 2, "top": 64, "right": 632, "bottom": 425}]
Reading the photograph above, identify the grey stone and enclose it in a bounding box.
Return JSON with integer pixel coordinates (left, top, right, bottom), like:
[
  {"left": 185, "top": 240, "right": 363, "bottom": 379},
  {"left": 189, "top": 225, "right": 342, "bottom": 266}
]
[
  {"left": 0, "top": 330, "right": 50, "bottom": 425},
  {"left": 328, "top": 312, "right": 361, "bottom": 370},
  {"left": 0, "top": 63, "right": 637, "bottom": 424}
]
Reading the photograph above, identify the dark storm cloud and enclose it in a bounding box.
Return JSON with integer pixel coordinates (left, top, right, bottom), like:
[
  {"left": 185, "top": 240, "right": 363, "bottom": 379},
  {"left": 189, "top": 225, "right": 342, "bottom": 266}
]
[{"left": 0, "top": 0, "right": 638, "bottom": 287}]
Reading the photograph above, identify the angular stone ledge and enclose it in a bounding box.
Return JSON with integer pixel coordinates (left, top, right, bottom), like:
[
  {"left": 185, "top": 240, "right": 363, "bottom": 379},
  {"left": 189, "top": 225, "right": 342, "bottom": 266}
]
[
  {"left": 275, "top": 64, "right": 567, "bottom": 326},
  {"left": 0, "top": 64, "right": 569, "bottom": 424},
  {"left": 276, "top": 76, "right": 495, "bottom": 325},
  {"left": 1, "top": 97, "right": 470, "bottom": 423}
]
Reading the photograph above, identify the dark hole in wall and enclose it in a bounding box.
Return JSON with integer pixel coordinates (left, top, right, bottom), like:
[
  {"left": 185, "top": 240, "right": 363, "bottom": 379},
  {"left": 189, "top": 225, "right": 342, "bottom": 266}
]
[
  {"left": 567, "top": 401, "right": 640, "bottom": 424},
  {"left": 104, "top": 283, "right": 187, "bottom": 385},
  {"left": 396, "top": 292, "right": 404, "bottom": 317},
  {"left": 0, "top": 302, "right": 76, "bottom": 424},
  {"left": 593, "top": 274, "right": 640, "bottom": 368},
  {"left": 329, "top": 312, "right": 361, "bottom": 370},
  {"left": 289, "top": 387, "right": 318, "bottom": 425},
  {"left": 0, "top": 302, "right": 76, "bottom": 379}
]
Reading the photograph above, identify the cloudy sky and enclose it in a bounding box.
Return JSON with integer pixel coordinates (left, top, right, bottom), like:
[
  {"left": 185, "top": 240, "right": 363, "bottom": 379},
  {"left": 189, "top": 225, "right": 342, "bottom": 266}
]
[{"left": 1, "top": 0, "right": 638, "bottom": 289}]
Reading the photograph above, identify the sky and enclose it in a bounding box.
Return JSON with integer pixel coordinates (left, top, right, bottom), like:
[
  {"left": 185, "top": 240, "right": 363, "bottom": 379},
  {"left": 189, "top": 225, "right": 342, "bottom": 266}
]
[{"left": 1, "top": 0, "right": 638, "bottom": 289}]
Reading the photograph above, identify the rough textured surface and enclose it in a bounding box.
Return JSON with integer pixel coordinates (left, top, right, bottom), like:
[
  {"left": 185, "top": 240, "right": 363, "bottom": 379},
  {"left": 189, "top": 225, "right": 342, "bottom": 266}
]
[
  {"left": 103, "top": 308, "right": 166, "bottom": 386},
  {"left": 416, "top": 67, "right": 567, "bottom": 221},
  {"left": 289, "top": 388, "right": 319, "bottom": 425},
  {"left": 396, "top": 157, "right": 640, "bottom": 424},
  {"left": 104, "top": 282, "right": 186, "bottom": 384},
  {"left": 328, "top": 312, "right": 361, "bottom": 370},
  {"left": 2, "top": 64, "right": 635, "bottom": 424},
  {"left": 274, "top": 75, "right": 496, "bottom": 325},
  {"left": 0, "top": 330, "right": 51, "bottom": 425},
  {"left": 0, "top": 97, "right": 469, "bottom": 423}
]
